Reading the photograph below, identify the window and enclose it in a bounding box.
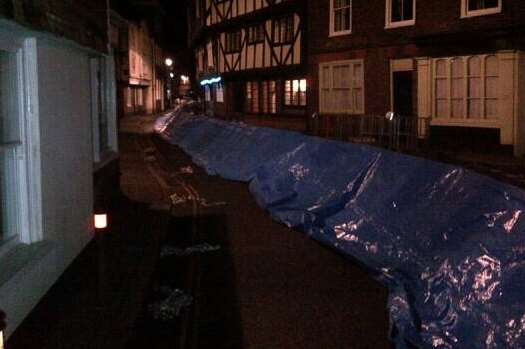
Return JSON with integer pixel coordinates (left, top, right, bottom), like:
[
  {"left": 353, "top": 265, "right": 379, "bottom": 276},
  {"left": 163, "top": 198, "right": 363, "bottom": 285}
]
[
  {"left": 247, "top": 24, "right": 265, "bottom": 45},
  {"left": 91, "top": 56, "right": 117, "bottom": 165},
  {"left": 330, "top": 0, "right": 352, "bottom": 36},
  {"left": 216, "top": 83, "right": 224, "bottom": 103},
  {"left": 385, "top": 0, "right": 415, "bottom": 28},
  {"left": 205, "top": 85, "right": 211, "bottom": 102},
  {"left": 126, "top": 87, "right": 132, "bottom": 107},
  {"left": 0, "top": 36, "right": 42, "bottom": 250},
  {"left": 225, "top": 31, "right": 241, "bottom": 53},
  {"left": 90, "top": 58, "right": 108, "bottom": 158},
  {"left": 461, "top": 0, "right": 501, "bottom": 17},
  {"left": 284, "top": 79, "right": 307, "bottom": 106},
  {"left": 433, "top": 55, "right": 499, "bottom": 120},
  {"left": 319, "top": 60, "right": 364, "bottom": 114},
  {"left": 272, "top": 17, "right": 294, "bottom": 45},
  {"left": 246, "top": 81, "right": 277, "bottom": 114}
]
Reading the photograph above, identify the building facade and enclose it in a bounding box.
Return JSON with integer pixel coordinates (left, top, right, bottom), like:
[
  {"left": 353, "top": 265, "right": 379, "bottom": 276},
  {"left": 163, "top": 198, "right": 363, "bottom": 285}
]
[
  {"left": 190, "top": 0, "right": 308, "bottom": 130},
  {"left": 0, "top": 0, "right": 118, "bottom": 337},
  {"left": 110, "top": 13, "right": 166, "bottom": 117},
  {"left": 309, "top": 0, "right": 525, "bottom": 155}
]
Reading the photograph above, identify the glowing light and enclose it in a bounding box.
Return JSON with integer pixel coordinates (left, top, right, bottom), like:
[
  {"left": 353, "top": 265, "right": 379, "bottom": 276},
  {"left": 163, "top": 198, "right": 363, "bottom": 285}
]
[
  {"left": 165, "top": 58, "right": 173, "bottom": 67},
  {"left": 299, "top": 79, "right": 307, "bottom": 92},
  {"left": 181, "top": 75, "right": 190, "bottom": 84},
  {"left": 169, "top": 72, "right": 174, "bottom": 78},
  {"left": 200, "top": 76, "right": 222, "bottom": 86},
  {"left": 94, "top": 214, "right": 107, "bottom": 229},
  {"left": 386, "top": 111, "right": 395, "bottom": 121},
  {"left": 293, "top": 80, "right": 299, "bottom": 92},
  {"left": 1, "top": 330, "right": 4, "bottom": 349}
]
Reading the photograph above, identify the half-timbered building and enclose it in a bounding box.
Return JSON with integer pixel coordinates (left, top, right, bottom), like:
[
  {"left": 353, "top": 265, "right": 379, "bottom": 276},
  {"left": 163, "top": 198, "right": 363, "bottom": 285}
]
[
  {"left": 190, "top": 0, "right": 307, "bottom": 130},
  {"left": 308, "top": 0, "right": 525, "bottom": 156}
]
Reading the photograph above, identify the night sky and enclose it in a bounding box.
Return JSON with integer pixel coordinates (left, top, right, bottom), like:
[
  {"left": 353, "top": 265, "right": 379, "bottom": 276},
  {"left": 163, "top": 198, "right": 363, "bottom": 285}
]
[{"left": 111, "top": 0, "right": 189, "bottom": 51}]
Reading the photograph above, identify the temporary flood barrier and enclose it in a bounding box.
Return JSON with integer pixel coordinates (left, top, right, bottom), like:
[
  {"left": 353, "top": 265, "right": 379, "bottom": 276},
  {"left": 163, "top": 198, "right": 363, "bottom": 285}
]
[{"left": 159, "top": 110, "right": 525, "bottom": 349}]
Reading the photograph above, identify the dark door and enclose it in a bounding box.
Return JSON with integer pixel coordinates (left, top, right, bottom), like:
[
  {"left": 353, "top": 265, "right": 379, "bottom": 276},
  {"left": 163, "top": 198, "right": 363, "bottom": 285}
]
[
  {"left": 233, "top": 82, "right": 245, "bottom": 113},
  {"left": 393, "top": 71, "right": 413, "bottom": 116}
]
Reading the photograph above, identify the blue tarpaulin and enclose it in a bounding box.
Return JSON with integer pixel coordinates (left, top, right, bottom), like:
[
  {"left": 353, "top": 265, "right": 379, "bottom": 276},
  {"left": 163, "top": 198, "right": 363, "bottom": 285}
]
[{"left": 159, "top": 109, "right": 525, "bottom": 348}]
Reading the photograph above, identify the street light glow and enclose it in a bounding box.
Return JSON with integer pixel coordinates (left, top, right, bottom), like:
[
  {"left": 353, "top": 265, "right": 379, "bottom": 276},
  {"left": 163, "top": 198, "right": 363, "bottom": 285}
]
[
  {"left": 170, "top": 72, "right": 174, "bottom": 78},
  {"left": 181, "top": 75, "right": 190, "bottom": 84},
  {"left": 165, "top": 58, "right": 173, "bottom": 67}
]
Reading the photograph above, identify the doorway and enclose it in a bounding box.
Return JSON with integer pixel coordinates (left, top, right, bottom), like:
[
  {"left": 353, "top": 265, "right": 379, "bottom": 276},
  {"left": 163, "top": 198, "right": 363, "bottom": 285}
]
[
  {"left": 233, "top": 82, "right": 245, "bottom": 114},
  {"left": 392, "top": 71, "right": 413, "bottom": 116}
]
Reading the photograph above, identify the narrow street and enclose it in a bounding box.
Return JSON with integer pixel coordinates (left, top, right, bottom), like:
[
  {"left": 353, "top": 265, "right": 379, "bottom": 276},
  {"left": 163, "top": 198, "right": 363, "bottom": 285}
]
[
  {"left": 6, "top": 113, "right": 391, "bottom": 349},
  {"left": 120, "top": 114, "right": 392, "bottom": 348}
]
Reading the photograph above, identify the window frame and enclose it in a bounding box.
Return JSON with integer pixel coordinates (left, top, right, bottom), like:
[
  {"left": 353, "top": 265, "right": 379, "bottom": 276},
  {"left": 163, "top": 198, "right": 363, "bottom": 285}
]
[
  {"left": 246, "top": 24, "right": 265, "bottom": 45},
  {"left": 431, "top": 54, "right": 500, "bottom": 123},
  {"left": 461, "top": 0, "right": 502, "bottom": 18},
  {"left": 272, "top": 16, "right": 294, "bottom": 46},
  {"left": 385, "top": 0, "right": 416, "bottom": 29},
  {"left": 329, "top": 0, "right": 352, "bottom": 37},
  {"left": 246, "top": 81, "right": 277, "bottom": 114},
  {"left": 0, "top": 33, "right": 42, "bottom": 255},
  {"left": 319, "top": 59, "right": 365, "bottom": 115},
  {"left": 284, "top": 79, "right": 307, "bottom": 107},
  {"left": 224, "top": 30, "right": 242, "bottom": 54}
]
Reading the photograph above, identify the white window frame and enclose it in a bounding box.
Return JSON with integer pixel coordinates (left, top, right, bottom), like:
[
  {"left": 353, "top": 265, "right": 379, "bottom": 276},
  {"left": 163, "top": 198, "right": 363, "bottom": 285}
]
[
  {"left": 385, "top": 0, "right": 416, "bottom": 29},
  {"left": 0, "top": 31, "right": 43, "bottom": 256},
  {"left": 431, "top": 54, "right": 500, "bottom": 126},
  {"left": 461, "top": 0, "right": 502, "bottom": 18},
  {"left": 319, "top": 59, "right": 365, "bottom": 115},
  {"left": 330, "top": 0, "right": 352, "bottom": 37}
]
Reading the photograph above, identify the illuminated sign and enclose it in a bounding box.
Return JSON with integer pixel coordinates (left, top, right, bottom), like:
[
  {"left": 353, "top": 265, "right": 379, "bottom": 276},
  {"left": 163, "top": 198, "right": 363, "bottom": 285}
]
[{"left": 200, "top": 76, "right": 222, "bottom": 86}]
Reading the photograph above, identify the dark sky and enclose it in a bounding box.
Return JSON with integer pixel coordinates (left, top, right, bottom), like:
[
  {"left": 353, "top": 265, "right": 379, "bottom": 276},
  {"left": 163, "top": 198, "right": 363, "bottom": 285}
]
[
  {"left": 111, "top": 0, "right": 189, "bottom": 51},
  {"left": 159, "top": 0, "right": 189, "bottom": 51}
]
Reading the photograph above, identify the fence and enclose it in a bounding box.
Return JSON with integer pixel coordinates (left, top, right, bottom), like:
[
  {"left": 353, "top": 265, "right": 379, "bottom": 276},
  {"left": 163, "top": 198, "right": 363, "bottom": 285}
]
[{"left": 310, "top": 113, "right": 430, "bottom": 152}]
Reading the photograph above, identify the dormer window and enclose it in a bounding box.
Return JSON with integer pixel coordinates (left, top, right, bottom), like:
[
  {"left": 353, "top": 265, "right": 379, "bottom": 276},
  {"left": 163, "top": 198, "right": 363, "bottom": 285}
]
[
  {"left": 385, "top": 0, "right": 415, "bottom": 29},
  {"left": 330, "top": 0, "right": 352, "bottom": 37},
  {"left": 461, "top": 0, "right": 502, "bottom": 18}
]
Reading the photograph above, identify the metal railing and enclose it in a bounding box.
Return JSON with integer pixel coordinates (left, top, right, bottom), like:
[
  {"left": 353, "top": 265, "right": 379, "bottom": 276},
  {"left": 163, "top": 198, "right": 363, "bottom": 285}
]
[{"left": 310, "top": 113, "right": 430, "bottom": 152}]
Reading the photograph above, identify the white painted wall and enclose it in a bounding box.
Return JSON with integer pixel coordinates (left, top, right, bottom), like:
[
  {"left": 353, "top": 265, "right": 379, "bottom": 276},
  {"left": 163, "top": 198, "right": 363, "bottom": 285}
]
[{"left": 0, "top": 36, "right": 95, "bottom": 338}]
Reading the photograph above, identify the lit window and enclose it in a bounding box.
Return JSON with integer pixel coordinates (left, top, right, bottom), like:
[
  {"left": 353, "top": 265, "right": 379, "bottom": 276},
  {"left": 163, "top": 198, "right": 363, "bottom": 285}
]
[
  {"left": 461, "top": 0, "right": 501, "bottom": 17},
  {"left": 216, "top": 83, "right": 224, "bottom": 103},
  {"left": 385, "top": 0, "right": 415, "bottom": 28},
  {"left": 205, "top": 85, "right": 211, "bottom": 102},
  {"left": 433, "top": 55, "right": 499, "bottom": 120},
  {"left": 319, "top": 60, "right": 364, "bottom": 114},
  {"left": 330, "top": 0, "right": 352, "bottom": 36},
  {"left": 246, "top": 81, "right": 277, "bottom": 114},
  {"left": 284, "top": 79, "right": 307, "bottom": 106}
]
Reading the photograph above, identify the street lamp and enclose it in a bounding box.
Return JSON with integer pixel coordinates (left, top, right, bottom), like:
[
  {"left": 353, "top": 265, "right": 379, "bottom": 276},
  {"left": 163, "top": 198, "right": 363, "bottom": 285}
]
[
  {"left": 170, "top": 72, "right": 174, "bottom": 78},
  {"left": 165, "top": 58, "right": 173, "bottom": 67}
]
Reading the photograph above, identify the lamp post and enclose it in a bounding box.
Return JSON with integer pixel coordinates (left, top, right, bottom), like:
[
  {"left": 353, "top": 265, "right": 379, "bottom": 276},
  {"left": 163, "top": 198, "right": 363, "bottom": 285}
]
[{"left": 165, "top": 58, "right": 174, "bottom": 108}]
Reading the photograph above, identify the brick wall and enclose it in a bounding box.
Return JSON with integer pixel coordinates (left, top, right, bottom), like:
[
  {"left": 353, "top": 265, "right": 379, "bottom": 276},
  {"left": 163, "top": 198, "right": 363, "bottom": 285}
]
[{"left": 0, "top": 0, "right": 108, "bottom": 52}]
